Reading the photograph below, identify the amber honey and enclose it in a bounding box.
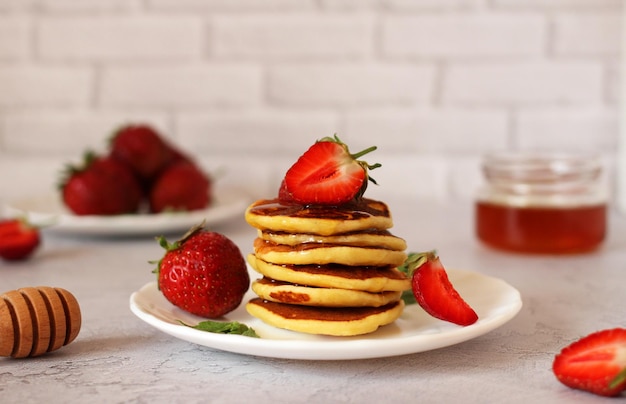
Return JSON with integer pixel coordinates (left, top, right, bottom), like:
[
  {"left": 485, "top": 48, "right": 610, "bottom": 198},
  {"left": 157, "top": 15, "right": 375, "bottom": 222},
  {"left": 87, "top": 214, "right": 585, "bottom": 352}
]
[
  {"left": 475, "top": 152, "right": 607, "bottom": 254},
  {"left": 476, "top": 202, "right": 606, "bottom": 254}
]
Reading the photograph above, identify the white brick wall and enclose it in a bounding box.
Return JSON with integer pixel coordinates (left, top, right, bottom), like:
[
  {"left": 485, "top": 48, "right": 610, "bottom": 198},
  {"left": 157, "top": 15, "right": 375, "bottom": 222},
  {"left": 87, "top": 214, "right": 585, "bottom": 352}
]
[
  {"left": 38, "top": 17, "right": 205, "bottom": 61},
  {"left": 0, "top": 0, "right": 622, "bottom": 209},
  {"left": 100, "top": 64, "right": 263, "bottom": 107},
  {"left": 0, "top": 66, "right": 93, "bottom": 107},
  {"left": 212, "top": 15, "right": 374, "bottom": 58},
  {"left": 443, "top": 62, "right": 605, "bottom": 104},
  {"left": 0, "top": 17, "right": 30, "bottom": 60},
  {"left": 268, "top": 63, "right": 435, "bottom": 106},
  {"left": 382, "top": 14, "right": 546, "bottom": 58}
]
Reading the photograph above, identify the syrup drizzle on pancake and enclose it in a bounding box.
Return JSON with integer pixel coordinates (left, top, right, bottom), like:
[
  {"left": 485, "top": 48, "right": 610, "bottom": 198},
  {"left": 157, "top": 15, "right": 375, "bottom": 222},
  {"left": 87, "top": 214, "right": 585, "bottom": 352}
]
[
  {"left": 245, "top": 198, "right": 394, "bottom": 236},
  {"left": 247, "top": 198, "right": 390, "bottom": 220}
]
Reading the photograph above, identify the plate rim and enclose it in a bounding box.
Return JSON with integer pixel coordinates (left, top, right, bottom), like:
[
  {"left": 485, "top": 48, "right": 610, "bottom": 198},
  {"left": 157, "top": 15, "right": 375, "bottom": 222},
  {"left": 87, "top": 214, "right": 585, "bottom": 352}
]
[{"left": 129, "top": 268, "right": 523, "bottom": 360}]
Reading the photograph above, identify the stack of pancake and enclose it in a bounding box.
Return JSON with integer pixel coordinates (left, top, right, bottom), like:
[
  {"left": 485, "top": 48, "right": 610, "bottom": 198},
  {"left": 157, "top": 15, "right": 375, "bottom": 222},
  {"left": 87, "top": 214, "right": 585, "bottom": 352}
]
[{"left": 244, "top": 197, "right": 411, "bottom": 336}]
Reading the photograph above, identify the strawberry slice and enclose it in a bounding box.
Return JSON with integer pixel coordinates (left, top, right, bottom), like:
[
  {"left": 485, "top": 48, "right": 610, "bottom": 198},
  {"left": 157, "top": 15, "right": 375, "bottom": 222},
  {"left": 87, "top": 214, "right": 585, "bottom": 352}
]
[
  {"left": 0, "top": 218, "right": 41, "bottom": 261},
  {"left": 407, "top": 251, "right": 478, "bottom": 326},
  {"left": 277, "top": 179, "right": 294, "bottom": 203},
  {"left": 553, "top": 328, "right": 626, "bottom": 397},
  {"left": 283, "top": 135, "right": 380, "bottom": 205}
]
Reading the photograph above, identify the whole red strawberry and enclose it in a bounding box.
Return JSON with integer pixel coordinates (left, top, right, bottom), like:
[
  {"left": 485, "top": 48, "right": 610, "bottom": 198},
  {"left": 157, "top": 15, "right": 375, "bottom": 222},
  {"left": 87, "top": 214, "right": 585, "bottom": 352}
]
[
  {"left": 166, "top": 143, "right": 193, "bottom": 166},
  {"left": 282, "top": 134, "right": 380, "bottom": 205},
  {"left": 110, "top": 124, "right": 172, "bottom": 181},
  {"left": 154, "top": 223, "right": 249, "bottom": 318},
  {"left": 0, "top": 218, "right": 41, "bottom": 261},
  {"left": 60, "top": 152, "right": 143, "bottom": 215},
  {"left": 407, "top": 251, "right": 478, "bottom": 326},
  {"left": 553, "top": 328, "right": 626, "bottom": 397},
  {"left": 149, "top": 160, "right": 212, "bottom": 213}
]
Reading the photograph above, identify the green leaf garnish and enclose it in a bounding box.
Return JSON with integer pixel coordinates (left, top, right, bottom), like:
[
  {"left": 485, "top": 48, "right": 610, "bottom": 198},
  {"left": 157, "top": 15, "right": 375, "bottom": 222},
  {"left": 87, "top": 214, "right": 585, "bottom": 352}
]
[
  {"left": 180, "top": 319, "right": 260, "bottom": 338},
  {"left": 400, "top": 289, "right": 416, "bottom": 305}
]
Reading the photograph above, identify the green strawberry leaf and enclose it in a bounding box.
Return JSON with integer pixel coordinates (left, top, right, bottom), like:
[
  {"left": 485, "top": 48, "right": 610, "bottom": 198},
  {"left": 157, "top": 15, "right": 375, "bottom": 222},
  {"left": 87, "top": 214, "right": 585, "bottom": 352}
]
[
  {"left": 609, "top": 367, "right": 626, "bottom": 389},
  {"left": 397, "top": 251, "right": 432, "bottom": 306},
  {"left": 179, "top": 319, "right": 260, "bottom": 338}
]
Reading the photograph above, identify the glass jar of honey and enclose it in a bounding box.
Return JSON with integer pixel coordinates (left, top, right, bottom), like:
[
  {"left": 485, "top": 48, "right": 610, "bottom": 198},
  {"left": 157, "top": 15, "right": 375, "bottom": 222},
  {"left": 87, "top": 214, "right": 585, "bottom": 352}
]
[{"left": 475, "top": 152, "right": 607, "bottom": 254}]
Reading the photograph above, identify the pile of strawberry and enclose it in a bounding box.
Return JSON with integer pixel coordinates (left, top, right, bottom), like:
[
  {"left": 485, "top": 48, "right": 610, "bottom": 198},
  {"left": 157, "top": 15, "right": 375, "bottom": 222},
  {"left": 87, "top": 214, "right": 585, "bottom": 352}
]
[{"left": 60, "top": 124, "right": 212, "bottom": 216}]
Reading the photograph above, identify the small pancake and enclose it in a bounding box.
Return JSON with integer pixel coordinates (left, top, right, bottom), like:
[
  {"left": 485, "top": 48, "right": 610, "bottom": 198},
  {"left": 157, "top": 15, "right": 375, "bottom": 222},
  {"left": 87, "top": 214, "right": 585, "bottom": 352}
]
[
  {"left": 245, "top": 198, "right": 394, "bottom": 236},
  {"left": 258, "top": 229, "right": 407, "bottom": 251},
  {"left": 253, "top": 238, "right": 407, "bottom": 267},
  {"left": 246, "top": 298, "right": 404, "bottom": 336},
  {"left": 252, "top": 277, "right": 402, "bottom": 307},
  {"left": 247, "top": 254, "right": 411, "bottom": 293}
]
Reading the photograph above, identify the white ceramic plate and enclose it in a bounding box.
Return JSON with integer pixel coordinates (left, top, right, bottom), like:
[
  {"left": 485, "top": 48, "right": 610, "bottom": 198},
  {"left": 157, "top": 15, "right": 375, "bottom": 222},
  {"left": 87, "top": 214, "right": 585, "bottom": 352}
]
[
  {"left": 130, "top": 269, "right": 522, "bottom": 360},
  {"left": 3, "top": 188, "right": 251, "bottom": 236}
]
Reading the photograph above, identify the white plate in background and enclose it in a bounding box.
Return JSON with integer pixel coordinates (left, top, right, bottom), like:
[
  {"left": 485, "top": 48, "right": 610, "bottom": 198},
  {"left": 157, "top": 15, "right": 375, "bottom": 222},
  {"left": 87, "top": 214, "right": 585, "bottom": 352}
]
[{"left": 3, "top": 188, "right": 251, "bottom": 236}]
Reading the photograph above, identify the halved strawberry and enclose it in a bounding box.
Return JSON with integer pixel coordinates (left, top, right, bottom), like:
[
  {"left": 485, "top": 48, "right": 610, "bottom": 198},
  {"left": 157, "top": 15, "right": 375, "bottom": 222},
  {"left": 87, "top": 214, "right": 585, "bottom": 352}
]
[
  {"left": 553, "top": 328, "right": 626, "bottom": 397},
  {"left": 283, "top": 135, "right": 380, "bottom": 205},
  {"left": 277, "top": 179, "right": 294, "bottom": 203},
  {"left": 0, "top": 217, "right": 41, "bottom": 261},
  {"left": 407, "top": 251, "right": 478, "bottom": 326}
]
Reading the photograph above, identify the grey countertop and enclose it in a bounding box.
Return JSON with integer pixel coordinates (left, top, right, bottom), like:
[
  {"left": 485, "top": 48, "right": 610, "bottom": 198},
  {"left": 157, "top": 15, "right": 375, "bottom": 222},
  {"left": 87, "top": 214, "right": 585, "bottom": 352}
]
[{"left": 1, "top": 198, "right": 624, "bottom": 403}]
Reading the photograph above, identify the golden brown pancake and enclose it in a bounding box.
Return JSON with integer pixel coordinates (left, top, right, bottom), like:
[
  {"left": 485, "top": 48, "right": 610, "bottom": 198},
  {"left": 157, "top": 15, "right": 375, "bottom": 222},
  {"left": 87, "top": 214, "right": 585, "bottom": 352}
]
[
  {"left": 246, "top": 298, "right": 404, "bottom": 336},
  {"left": 251, "top": 277, "right": 402, "bottom": 307},
  {"left": 253, "top": 238, "right": 407, "bottom": 267},
  {"left": 244, "top": 195, "right": 409, "bottom": 336},
  {"left": 247, "top": 254, "right": 411, "bottom": 293},
  {"left": 257, "top": 229, "right": 407, "bottom": 251},
  {"left": 245, "top": 198, "right": 394, "bottom": 236}
]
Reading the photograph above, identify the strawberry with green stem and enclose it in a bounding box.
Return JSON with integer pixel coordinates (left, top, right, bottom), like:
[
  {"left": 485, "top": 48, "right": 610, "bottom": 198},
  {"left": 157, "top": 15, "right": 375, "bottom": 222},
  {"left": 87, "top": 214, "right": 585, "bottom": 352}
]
[
  {"left": 401, "top": 251, "right": 478, "bottom": 326},
  {"left": 281, "top": 134, "right": 381, "bottom": 205},
  {"left": 153, "top": 222, "right": 249, "bottom": 318},
  {"left": 60, "top": 151, "right": 143, "bottom": 216}
]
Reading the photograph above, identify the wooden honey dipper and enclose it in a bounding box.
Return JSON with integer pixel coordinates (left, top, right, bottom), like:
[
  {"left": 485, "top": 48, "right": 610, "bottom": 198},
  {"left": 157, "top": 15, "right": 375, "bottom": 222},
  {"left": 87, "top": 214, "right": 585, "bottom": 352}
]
[{"left": 0, "top": 286, "right": 81, "bottom": 358}]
